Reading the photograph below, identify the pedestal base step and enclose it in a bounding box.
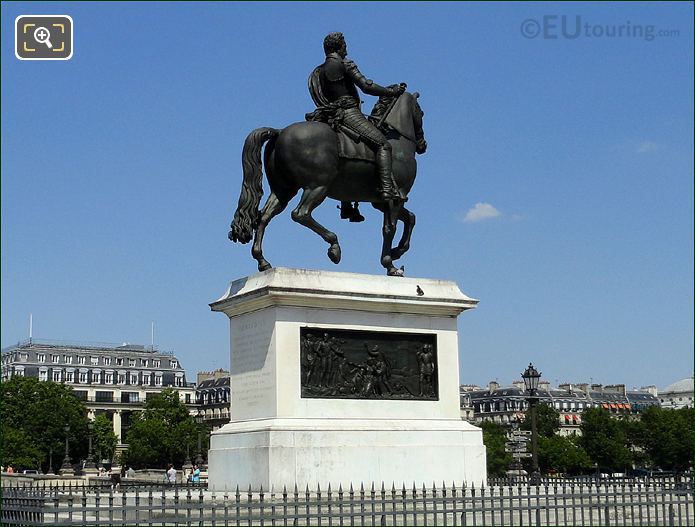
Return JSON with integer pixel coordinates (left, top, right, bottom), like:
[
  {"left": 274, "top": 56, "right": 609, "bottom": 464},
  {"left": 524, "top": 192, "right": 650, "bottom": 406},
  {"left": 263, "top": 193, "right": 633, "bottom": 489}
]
[{"left": 208, "top": 418, "right": 486, "bottom": 490}]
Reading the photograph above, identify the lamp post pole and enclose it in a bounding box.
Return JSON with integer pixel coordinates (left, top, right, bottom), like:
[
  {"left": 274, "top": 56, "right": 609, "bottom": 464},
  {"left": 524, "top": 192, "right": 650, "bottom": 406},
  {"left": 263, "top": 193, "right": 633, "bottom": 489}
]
[
  {"left": 59, "top": 424, "right": 74, "bottom": 476},
  {"left": 47, "top": 447, "right": 55, "bottom": 475},
  {"left": 521, "top": 363, "right": 542, "bottom": 486},
  {"left": 195, "top": 431, "right": 204, "bottom": 466},
  {"left": 84, "top": 421, "right": 98, "bottom": 474}
]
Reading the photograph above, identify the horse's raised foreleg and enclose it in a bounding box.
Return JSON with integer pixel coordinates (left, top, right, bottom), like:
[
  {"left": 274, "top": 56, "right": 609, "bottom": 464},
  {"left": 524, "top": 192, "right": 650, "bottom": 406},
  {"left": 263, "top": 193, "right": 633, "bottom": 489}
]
[
  {"left": 391, "top": 206, "right": 416, "bottom": 261},
  {"left": 291, "top": 186, "right": 341, "bottom": 264},
  {"left": 252, "top": 192, "right": 289, "bottom": 272},
  {"left": 380, "top": 201, "right": 404, "bottom": 276}
]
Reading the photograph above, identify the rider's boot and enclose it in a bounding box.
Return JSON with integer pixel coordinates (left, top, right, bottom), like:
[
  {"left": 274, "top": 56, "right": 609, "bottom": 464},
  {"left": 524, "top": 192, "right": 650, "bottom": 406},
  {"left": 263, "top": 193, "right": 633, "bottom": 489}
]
[
  {"left": 349, "top": 202, "right": 365, "bottom": 223},
  {"left": 339, "top": 201, "right": 365, "bottom": 222},
  {"left": 376, "top": 144, "right": 402, "bottom": 202},
  {"left": 340, "top": 201, "right": 354, "bottom": 220}
]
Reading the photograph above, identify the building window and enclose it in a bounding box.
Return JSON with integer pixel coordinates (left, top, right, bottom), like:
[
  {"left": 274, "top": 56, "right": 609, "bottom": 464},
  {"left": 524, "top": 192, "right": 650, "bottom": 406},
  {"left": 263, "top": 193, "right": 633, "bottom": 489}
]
[
  {"left": 20, "top": 353, "right": 29, "bottom": 361},
  {"left": 52, "top": 370, "right": 62, "bottom": 382},
  {"left": 141, "top": 359, "right": 149, "bottom": 367},
  {"left": 171, "top": 360, "right": 179, "bottom": 369},
  {"left": 92, "top": 372, "right": 101, "bottom": 384},
  {"left": 79, "top": 372, "right": 88, "bottom": 383},
  {"left": 77, "top": 356, "right": 86, "bottom": 365},
  {"left": 104, "top": 372, "right": 113, "bottom": 384},
  {"left": 64, "top": 355, "right": 72, "bottom": 364},
  {"left": 116, "top": 358, "right": 123, "bottom": 366},
  {"left": 121, "top": 392, "right": 139, "bottom": 403},
  {"left": 103, "top": 357, "right": 111, "bottom": 365},
  {"left": 128, "top": 358, "right": 136, "bottom": 367},
  {"left": 91, "top": 357, "right": 99, "bottom": 365},
  {"left": 37, "top": 353, "right": 46, "bottom": 363},
  {"left": 52, "top": 355, "right": 60, "bottom": 363},
  {"left": 130, "top": 373, "right": 138, "bottom": 385},
  {"left": 153, "top": 359, "right": 161, "bottom": 368},
  {"left": 155, "top": 375, "right": 162, "bottom": 386},
  {"left": 65, "top": 371, "right": 74, "bottom": 383},
  {"left": 142, "top": 374, "right": 151, "bottom": 385},
  {"left": 118, "top": 374, "right": 126, "bottom": 385},
  {"left": 175, "top": 376, "right": 183, "bottom": 387},
  {"left": 95, "top": 391, "right": 113, "bottom": 403},
  {"left": 14, "top": 367, "right": 25, "bottom": 377},
  {"left": 39, "top": 370, "right": 48, "bottom": 381}
]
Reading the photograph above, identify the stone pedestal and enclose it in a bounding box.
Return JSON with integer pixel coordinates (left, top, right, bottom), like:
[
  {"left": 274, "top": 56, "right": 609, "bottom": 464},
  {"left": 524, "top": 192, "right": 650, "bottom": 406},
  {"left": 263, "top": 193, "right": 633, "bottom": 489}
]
[{"left": 207, "top": 268, "right": 486, "bottom": 490}]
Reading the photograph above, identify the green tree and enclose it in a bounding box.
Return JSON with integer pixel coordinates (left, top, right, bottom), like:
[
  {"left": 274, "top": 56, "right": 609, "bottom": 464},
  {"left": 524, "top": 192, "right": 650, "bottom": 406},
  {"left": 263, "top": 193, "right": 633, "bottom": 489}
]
[
  {"left": 0, "top": 425, "right": 44, "bottom": 470},
  {"left": 579, "top": 408, "right": 632, "bottom": 472},
  {"left": 0, "top": 376, "right": 89, "bottom": 472},
  {"left": 538, "top": 434, "right": 593, "bottom": 475},
  {"left": 92, "top": 413, "right": 118, "bottom": 465},
  {"left": 521, "top": 403, "right": 560, "bottom": 438},
  {"left": 123, "top": 389, "right": 206, "bottom": 468},
  {"left": 480, "top": 421, "right": 512, "bottom": 477},
  {"left": 637, "top": 407, "right": 695, "bottom": 471}
]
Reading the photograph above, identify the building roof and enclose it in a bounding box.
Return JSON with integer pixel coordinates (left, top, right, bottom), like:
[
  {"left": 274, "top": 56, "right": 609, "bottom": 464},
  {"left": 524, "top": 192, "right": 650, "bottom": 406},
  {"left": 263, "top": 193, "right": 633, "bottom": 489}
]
[
  {"left": 662, "top": 377, "right": 694, "bottom": 395},
  {"left": 2, "top": 338, "right": 175, "bottom": 357},
  {"left": 197, "top": 376, "right": 230, "bottom": 390}
]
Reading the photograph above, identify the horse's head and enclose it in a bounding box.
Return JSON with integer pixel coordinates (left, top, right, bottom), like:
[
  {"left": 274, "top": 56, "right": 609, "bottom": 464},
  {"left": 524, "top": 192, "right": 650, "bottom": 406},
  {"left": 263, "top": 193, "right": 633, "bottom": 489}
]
[{"left": 377, "top": 91, "right": 427, "bottom": 154}]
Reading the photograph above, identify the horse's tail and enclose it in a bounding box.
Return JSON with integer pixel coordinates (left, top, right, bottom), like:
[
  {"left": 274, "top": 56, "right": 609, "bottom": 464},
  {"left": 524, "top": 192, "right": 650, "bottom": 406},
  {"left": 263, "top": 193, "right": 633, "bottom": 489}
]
[{"left": 229, "top": 127, "right": 280, "bottom": 244}]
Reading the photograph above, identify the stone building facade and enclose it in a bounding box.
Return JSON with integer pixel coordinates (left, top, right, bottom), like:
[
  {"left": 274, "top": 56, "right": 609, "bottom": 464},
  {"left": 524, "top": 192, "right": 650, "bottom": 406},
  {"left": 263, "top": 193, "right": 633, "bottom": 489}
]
[
  {"left": 659, "top": 377, "right": 694, "bottom": 409},
  {"left": 195, "top": 369, "right": 231, "bottom": 430},
  {"left": 1, "top": 339, "right": 196, "bottom": 444},
  {"left": 460, "top": 380, "right": 660, "bottom": 435}
]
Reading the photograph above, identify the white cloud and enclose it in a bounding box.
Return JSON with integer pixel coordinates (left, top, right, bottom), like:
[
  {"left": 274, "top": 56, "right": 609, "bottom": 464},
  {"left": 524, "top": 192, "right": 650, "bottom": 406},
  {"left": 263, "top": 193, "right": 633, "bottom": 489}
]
[
  {"left": 462, "top": 202, "right": 502, "bottom": 223},
  {"left": 636, "top": 141, "right": 658, "bottom": 153}
]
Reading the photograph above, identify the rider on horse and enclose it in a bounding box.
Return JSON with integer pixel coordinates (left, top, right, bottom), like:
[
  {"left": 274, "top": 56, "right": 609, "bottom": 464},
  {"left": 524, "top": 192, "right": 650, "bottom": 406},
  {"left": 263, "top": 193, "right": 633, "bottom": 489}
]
[{"left": 307, "top": 32, "right": 406, "bottom": 221}]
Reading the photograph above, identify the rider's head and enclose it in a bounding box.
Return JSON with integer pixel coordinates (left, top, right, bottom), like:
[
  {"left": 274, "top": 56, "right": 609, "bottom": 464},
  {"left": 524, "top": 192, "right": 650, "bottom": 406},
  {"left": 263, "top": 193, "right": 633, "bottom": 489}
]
[{"left": 324, "top": 32, "right": 347, "bottom": 58}]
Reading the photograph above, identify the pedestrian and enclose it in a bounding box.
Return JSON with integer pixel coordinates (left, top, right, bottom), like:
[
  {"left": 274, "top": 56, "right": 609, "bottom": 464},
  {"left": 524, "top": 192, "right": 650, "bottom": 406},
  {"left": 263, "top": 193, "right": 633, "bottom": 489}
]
[
  {"left": 192, "top": 464, "right": 200, "bottom": 484},
  {"left": 110, "top": 467, "right": 121, "bottom": 490},
  {"left": 7, "top": 465, "right": 14, "bottom": 474},
  {"left": 166, "top": 464, "right": 177, "bottom": 484}
]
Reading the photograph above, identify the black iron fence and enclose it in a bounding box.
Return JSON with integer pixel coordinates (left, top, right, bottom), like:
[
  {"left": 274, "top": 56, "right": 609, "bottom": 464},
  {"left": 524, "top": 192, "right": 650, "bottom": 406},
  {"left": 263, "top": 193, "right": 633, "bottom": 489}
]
[{"left": 1, "top": 478, "right": 692, "bottom": 526}]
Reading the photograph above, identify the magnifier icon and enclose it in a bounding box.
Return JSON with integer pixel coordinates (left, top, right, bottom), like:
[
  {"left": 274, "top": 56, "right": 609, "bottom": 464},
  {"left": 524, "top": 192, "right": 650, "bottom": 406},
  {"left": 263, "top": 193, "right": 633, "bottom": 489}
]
[{"left": 34, "top": 26, "right": 53, "bottom": 49}]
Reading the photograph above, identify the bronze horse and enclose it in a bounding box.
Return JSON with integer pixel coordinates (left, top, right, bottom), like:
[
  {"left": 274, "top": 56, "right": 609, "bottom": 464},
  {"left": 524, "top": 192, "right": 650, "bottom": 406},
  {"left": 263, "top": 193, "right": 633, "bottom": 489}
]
[{"left": 229, "top": 92, "right": 426, "bottom": 276}]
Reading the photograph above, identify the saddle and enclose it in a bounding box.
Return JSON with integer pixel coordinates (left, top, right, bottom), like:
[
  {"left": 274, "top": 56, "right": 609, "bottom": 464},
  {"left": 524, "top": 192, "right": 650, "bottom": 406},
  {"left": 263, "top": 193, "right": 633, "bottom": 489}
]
[{"left": 335, "top": 126, "right": 377, "bottom": 163}]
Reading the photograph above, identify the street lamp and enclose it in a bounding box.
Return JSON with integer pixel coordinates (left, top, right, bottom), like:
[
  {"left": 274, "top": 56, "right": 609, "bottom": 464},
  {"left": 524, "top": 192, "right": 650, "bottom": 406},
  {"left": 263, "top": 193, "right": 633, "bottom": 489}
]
[
  {"left": 84, "top": 421, "right": 98, "bottom": 474},
  {"left": 59, "top": 424, "right": 74, "bottom": 476},
  {"left": 522, "top": 363, "right": 542, "bottom": 485},
  {"left": 47, "top": 447, "right": 55, "bottom": 475},
  {"left": 195, "top": 431, "right": 204, "bottom": 466}
]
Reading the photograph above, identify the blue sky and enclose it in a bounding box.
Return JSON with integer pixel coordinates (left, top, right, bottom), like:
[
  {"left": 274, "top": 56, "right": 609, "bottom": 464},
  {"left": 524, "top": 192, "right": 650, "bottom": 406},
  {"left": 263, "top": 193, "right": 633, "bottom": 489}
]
[{"left": 2, "top": 2, "right": 693, "bottom": 390}]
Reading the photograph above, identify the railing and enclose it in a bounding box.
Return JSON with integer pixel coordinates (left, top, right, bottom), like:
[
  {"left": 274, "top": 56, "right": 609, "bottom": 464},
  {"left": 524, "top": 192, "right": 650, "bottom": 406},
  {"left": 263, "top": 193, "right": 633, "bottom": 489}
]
[{"left": 1, "top": 478, "right": 692, "bottom": 526}]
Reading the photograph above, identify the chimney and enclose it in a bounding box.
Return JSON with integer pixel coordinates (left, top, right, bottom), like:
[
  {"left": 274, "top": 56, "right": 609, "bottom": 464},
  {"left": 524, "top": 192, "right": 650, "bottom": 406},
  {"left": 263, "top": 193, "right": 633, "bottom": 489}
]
[
  {"left": 591, "top": 384, "right": 603, "bottom": 393},
  {"left": 640, "top": 385, "right": 658, "bottom": 397},
  {"left": 575, "top": 383, "right": 589, "bottom": 393},
  {"left": 512, "top": 380, "right": 525, "bottom": 390},
  {"left": 488, "top": 380, "right": 499, "bottom": 393},
  {"left": 559, "top": 383, "right": 573, "bottom": 394},
  {"left": 604, "top": 384, "right": 626, "bottom": 396}
]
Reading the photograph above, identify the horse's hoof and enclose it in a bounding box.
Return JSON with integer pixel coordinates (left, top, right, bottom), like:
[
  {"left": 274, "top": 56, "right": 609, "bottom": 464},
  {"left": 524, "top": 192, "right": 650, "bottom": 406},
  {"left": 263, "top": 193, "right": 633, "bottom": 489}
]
[
  {"left": 258, "top": 261, "right": 272, "bottom": 272},
  {"left": 387, "top": 267, "right": 404, "bottom": 277},
  {"left": 328, "top": 244, "right": 342, "bottom": 264}
]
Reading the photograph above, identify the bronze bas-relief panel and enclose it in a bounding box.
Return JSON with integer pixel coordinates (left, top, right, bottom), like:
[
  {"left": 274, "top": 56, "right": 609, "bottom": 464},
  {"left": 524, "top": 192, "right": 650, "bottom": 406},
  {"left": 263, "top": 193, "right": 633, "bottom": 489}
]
[{"left": 300, "top": 327, "right": 438, "bottom": 400}]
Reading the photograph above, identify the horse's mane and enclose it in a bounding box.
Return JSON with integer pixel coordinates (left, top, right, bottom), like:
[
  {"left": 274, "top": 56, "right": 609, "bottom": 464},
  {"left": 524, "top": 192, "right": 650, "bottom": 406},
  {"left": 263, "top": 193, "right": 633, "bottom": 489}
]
[{"left": 370, "top": 94, "right": 398, "bottom": 120}]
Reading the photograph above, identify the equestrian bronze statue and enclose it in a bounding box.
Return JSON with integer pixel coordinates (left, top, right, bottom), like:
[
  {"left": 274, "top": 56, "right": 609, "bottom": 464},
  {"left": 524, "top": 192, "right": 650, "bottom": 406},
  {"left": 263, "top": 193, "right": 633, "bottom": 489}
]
[{"left": 229, "top": 32, "right": 427, "bottom": 276}]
